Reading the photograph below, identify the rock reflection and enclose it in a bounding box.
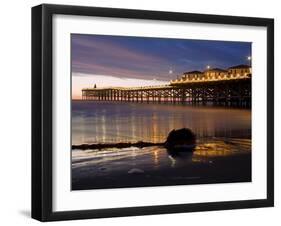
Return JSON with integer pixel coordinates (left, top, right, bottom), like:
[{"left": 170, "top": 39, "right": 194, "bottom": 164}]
[
  {"left": 166, "top": 150, "right": 194, "bottom": 168},
  {"left": 165, "top": 139, "right": 251, "bottom": 165}
]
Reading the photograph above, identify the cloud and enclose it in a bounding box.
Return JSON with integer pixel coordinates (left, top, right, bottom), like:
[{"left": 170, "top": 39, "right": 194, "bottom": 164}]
[
  {"left": 71, "top": 35, "right": 172, "bottom": 80},
  {"left": 72, "top": 35, "right": 163, "bottom": 63},
  {"left": 72, "top": 60, "right": 172, "bottom": 81}
]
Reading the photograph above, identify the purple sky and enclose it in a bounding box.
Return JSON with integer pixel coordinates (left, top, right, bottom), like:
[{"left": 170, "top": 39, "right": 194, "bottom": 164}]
[{"left": 71, "top": 34, "right": 251, "bottom": 81}]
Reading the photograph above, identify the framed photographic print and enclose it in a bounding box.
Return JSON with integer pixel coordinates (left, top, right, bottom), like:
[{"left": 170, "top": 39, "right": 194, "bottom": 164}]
[{"left": 32, "top": 4, "right": 274, "bottom": 221}]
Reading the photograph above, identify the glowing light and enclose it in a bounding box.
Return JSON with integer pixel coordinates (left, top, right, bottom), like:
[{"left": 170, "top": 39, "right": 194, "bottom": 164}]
[
  {"left": 247, "top": 56, "right": 251, "bottom": 61},
  {"left": 153, "top": 149, "right": 159, "bottom": 166},
  {"left": 206, "top": 65, "right": 210, "bottom": 69}
]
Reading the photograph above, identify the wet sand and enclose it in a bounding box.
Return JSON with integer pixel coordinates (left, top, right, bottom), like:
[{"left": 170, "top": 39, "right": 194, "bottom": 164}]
[{"left": 72, "top": 138, "right": 251, "bottom": 190}]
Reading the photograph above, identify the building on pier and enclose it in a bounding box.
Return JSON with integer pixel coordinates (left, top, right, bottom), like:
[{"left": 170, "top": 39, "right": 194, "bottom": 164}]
[
  {"left": 171, "top": 64, "right": 251, "bottom": 84},
  {"left": 204, "top": 68, "right": 228, "bottom": 79},
  {"left": 227, "top": 64, "right": 252, "bottom": 78},
  {"left": 182, "top": 70, "right": 204, "bottom": 80}
]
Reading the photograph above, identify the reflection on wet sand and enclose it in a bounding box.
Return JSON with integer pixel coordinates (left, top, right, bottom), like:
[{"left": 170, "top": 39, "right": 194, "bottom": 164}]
[
  {"left": 72, "top": 139, "right": 251, "bottom": 167},
  {"left": 72, "top": 138, "right": 251, "bottom": 190}
]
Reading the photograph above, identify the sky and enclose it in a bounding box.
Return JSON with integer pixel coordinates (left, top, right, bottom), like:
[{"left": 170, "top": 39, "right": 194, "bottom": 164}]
[{"left": 71, "top": 34, "right": 251, "bottom": 99}]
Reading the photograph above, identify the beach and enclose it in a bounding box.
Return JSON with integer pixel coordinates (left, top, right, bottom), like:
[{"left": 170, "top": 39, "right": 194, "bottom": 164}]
[
  {"left": 72, "top": 138, "right": 251, "bottom": 190},
  {"left": 71, "top": 101, "right": 251, "bottom": 190}
]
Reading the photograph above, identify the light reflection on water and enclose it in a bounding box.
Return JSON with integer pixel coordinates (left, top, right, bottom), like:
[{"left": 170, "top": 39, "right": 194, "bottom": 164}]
[{"left": 72, "top": 101, "right": 251, "bottom": 145}]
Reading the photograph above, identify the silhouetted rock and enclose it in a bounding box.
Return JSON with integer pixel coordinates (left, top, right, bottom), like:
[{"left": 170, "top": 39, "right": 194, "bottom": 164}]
[{"left": 164, "top": 128, "right": 196, "bottom": 152}]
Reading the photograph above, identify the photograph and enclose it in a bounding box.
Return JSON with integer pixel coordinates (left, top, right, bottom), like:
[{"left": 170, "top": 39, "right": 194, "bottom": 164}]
[
  {"left": 30, "top": 2, "right": 274, "bottom": 222},
  {"left": 71, "top": 34, "right": 252, "bottom": 190}
]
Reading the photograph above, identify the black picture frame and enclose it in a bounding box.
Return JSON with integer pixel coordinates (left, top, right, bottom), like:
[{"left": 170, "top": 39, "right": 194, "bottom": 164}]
[{"left": 32, "top": 4, "right": 274, "bottom": 222}]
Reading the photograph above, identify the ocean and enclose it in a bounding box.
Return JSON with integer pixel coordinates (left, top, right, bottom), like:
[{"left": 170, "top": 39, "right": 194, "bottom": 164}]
[{"left": 71, "top": 101, "right": 251, "bottom": 190}]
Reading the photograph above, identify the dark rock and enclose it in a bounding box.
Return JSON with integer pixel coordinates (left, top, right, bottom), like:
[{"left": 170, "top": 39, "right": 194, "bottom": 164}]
[{"left": 164, "top": 128, "right": 196, "bottom": 152}]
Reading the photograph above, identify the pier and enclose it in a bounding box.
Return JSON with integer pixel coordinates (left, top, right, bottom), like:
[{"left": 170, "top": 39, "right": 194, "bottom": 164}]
[{"left": 81, "top": 65, "right": 252, "bottom": 107}]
